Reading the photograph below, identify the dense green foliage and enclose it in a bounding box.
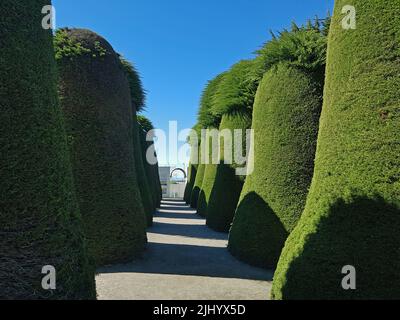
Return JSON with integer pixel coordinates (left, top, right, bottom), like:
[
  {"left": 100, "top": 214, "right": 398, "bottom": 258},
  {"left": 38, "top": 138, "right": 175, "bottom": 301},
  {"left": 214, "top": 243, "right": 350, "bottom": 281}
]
[
  {"left": 0, "top": 1, "right": 95, "bottom": 299},
  {"left": 228, "top": 25, "right": 327, "bottom": 268},
  {"left": 184, "top": 125, "right": 201, "bottom": 204},
  {"left": 184, "top": 163, "right": 196, "bottom": 203},
  {"left": 212, "top": 60, "right": 261, "bottom": 117},
  {"left": 205, "top": 113, "right": 252, "bottom": 231},
  {"left": 120, "top": 58, "right": 154, "bottom": 226},
  {"left": 272, "top": 0, "right": 400, "bottom": 299},
  {"left": 190, "top": 138, "right": 206, "bottom": 209},
  {"left": 229, "top": 63, "right": 323, "bottom": 268},
  {"left": 191, "top": 74, "right": 225, "bottom": 210},
  {"left": 138, "top": 116, "right": 162, "bottom": 209},
  {"left": 197, "top": 74, "right": 226, "bottom": 216},
  {"left": 55, "top": 28, "right": 147, "bottom": 267},
  {"left": 133, "top": 115, "right": 155, "bottom": 226},
  {"left": 137, "top": 115, "right": 154, "bottom": 133},
  {"left": 119, "top": 56, "right": 146, "bottom": 112},
  {"left": 257, "top": 24, "right": 327, "bottom": 75},
  {"left": 202, "top": 60, "right": 261, "bottom": 231}
]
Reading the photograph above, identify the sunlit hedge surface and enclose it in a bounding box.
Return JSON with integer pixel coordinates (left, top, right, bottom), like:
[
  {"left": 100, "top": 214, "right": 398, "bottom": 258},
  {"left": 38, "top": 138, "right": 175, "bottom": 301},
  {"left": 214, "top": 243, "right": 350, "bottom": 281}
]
[
  {"left": 272, "top": 0, "right": 400, "bottom": 299},
  {"left": 56, "top": 28, "right": 147, "bottom": 267}
]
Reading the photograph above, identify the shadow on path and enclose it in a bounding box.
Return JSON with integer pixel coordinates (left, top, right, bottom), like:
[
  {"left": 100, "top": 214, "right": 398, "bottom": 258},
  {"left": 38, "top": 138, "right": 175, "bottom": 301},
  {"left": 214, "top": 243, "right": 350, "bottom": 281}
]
[
  {"left": 97, "top": 199, "right": 273, "bottom": 299},
  {"left": 99, "top": 199, "right": 272, "bottom": 281}
]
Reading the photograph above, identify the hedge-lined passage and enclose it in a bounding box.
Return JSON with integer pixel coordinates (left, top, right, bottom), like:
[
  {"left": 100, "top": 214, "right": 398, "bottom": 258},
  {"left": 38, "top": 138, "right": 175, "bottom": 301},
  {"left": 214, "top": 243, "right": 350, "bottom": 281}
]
[
  {"left": 204, "top": 60, "right": 260, "bottom": 232},
  {"left": 272, "top": 0, "right": 400, "bottom": 299},
  {"left": 0, "top": 1, "right": 95, "bottom": 299},
  {"left": 55, "top": 28, "right": 147, "bottom": 267},
  {"left": 228, "top": 26, "right": 327, "bottom": 268}
]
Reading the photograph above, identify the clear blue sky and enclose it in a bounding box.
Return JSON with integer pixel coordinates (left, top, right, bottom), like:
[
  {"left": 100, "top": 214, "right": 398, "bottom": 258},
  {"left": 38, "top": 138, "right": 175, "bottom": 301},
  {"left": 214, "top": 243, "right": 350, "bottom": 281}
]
[{"left": 53, "top": 0, "right": 334, "bottom": 166}]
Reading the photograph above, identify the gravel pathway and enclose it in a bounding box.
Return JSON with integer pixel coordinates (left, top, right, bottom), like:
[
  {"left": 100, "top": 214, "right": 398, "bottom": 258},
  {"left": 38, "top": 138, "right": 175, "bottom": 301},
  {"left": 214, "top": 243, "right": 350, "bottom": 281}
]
[{"left": 96, "top": 199, "right": 273, "bottom": 300}]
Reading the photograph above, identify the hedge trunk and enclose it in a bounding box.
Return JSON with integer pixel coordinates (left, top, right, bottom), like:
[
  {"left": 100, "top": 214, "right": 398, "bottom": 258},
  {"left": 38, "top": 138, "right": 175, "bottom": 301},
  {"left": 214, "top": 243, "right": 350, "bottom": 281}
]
[
  {"left": 228, "top": 63, "right": 323, "bottom": 269},
  {"left": 0, "top": 1, "right": 95, "bottom": 299},
  {"left": 272, "top": 0, "right": 400, "bottom": 299},
  {"left": 56, "top": 28, "right": 147, "bottom": 267}
]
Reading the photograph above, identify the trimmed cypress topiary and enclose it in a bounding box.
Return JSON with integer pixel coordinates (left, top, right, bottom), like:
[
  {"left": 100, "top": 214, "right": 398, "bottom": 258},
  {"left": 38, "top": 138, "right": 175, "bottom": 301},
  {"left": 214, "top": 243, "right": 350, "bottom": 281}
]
[
  {"left": 204, "top": 112, "right": 252, "bottom": 229},
  {"left": 55, "top": 28, "right": 147, "bottom": 267},
  {"left": 119, "top": 57, "right": 154, "bottom": 226},
  {"left": 272, "top": 0, "right": 400, "bottom": 299},
  {"left": 196, "top": 74, "right": 226, "bottom": 217},
  {"left": 190, "top": 144, "right": 206, "bottom": 209},
  {"left": 204, "top": 60, "right": 261, "bottom": 232},
  {"left": 138, "top": 116, "right": 161, "bottom": 210},
  {"left": 184, "top": 125, "right": 201, "bottom": 204},
  {"left": 184, "top": 162, "right": 196, "bottom": 203},
  {"left": 229, "top": 26, "right": 327, "bottom": 268},
  {"left": 133, "top": 115, "right": 155, "bottom": 226},
  {"left": 138, "top": 115, "right": 162, "bottom": 208},
  {"left": 0, "top": 1, "right": 95, "bottom": 299}
]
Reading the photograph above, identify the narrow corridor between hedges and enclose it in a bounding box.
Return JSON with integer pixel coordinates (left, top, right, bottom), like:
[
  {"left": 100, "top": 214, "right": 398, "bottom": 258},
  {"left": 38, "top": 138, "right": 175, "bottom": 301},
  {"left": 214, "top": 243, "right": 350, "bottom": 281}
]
[{"left": 96, "top": 199, "right": 273, "bottom": 300}]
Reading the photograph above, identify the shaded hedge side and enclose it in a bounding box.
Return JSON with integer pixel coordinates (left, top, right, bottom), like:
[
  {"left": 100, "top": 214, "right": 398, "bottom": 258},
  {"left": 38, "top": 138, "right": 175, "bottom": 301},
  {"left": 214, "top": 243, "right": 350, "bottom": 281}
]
[
  {"left": 229, "top": 63, "right": 323, "bottom": 269},
  {"left": 197, "top": 74, "right": 226, "bottom": 217},
  {"left": 272, "top": 0, "right": 400, "bottom": 299},
  {"left": 119, "top": 58, "right": 154, "bottom": 226},
  {"left": 55, "top": 28, "right": 147, "bottom": 267},
  {"left": 205, "top": 112, "right": 253, "bottom": 231},
  {"left": 184, "top": 162, "right": 197, "bottom": 203},
  {"left": 0, "top": 1, "right": 95, "bottom": 299},
  {"left": 133, "top": 115, "right": 155, "bottom": 226},
  {"left": 202, "top": 60, "right": 260, "bottom": 231},
  {"left": 190, "top": 137, "right": 206, "bottom": 209},
  {"left": 137, "top": 115, "right": 161, "bottom": 209}
]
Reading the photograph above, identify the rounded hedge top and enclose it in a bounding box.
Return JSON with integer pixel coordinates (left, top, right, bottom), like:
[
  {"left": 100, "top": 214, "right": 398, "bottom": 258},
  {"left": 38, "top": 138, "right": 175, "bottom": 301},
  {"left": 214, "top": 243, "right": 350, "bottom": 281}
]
[
  {"left": 54, "top": 28, "right": 114, "bottom": 60},
  {"left": 55, "top": 27, "right": 147, "bottom": 266}
]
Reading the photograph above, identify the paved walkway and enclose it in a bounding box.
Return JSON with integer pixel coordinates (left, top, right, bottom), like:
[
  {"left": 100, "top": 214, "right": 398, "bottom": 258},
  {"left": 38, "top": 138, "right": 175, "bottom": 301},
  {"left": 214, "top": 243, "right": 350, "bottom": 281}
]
[{"left": 96, "top": 199, "right": 273, "bottom": 300}]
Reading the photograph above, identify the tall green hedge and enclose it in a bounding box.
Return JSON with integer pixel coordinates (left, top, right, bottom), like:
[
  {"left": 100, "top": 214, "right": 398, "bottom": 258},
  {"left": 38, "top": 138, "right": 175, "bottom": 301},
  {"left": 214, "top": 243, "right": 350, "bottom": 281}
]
[
  {"left": 184, "top": 162, "right": 197, "bottom": 203},
  {"left": 184, "top": 125, "right": 201, "bottom": 204},
  {"left": 190, "top": 138, "right": 206, "bottom": 209},
  {"left": 228, "top": 26, "right": 327, "bottom": 268},
  {"left": 203, "top": 60, "right": 261, "bottom": 231},
  {"left": 138, "top": 115, "right": 161, "bottom": 209},
  {"left": 205, "top": 112, "right": 252, "bottom": 231},
  {"left": 119, "top": 58, "right": 154, "bottom": 226},
  {"left": 55, "top": 28, "right": 147, "bottom": 267},
  {"left": 0, "top": 1, "right": 95, "bottom": 299},
  {"left": 272, "top": 0, "right": 400, "bottom": 299},
  {"left": 197, "top": 74, "right": 226, "bottom": 217},
  {"left": 133, "top": 115, "right": 155, "bottom": 226},
  {"left": 229, "top": 63, "right": 323, "bottom": 268}
]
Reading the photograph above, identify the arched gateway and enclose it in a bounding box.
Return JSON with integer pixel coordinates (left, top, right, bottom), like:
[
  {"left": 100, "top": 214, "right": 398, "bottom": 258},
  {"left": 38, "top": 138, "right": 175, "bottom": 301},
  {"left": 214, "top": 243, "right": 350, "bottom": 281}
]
[{"left": 158, "top": 166, "right": 188, "bottom": 199}]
